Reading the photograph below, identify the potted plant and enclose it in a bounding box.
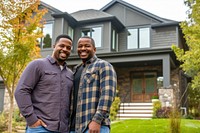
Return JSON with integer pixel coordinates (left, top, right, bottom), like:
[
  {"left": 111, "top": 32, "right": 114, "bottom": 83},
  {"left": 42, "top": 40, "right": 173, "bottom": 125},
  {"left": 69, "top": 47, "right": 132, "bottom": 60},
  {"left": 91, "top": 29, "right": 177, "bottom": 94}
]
[{"left": 151, "top": 93, "right": 159, "bottom": 102}]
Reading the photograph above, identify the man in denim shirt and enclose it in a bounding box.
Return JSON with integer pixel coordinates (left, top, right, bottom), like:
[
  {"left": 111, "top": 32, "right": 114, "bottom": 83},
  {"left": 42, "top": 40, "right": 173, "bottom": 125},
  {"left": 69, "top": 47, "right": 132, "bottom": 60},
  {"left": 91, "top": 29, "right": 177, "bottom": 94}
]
[
  {"left": 15, "top": 34, "right": 73, "bottom": 133},
  {"left": 70, "top": 36, "right": 117, "bottom": 133}
]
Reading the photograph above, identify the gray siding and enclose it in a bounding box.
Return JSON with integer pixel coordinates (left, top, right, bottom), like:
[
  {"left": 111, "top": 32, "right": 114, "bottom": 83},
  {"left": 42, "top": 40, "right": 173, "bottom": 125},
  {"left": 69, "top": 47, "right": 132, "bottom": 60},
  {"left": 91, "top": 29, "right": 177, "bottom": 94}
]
[
  {"left": 151, "top": 26, "right": 177, "bottom": 48},
  {"left": 104, "top": 3, "right": 159, "bottom": 26},
  {"left": 118, "top": 30, "right": 127, "bottom": 52}
]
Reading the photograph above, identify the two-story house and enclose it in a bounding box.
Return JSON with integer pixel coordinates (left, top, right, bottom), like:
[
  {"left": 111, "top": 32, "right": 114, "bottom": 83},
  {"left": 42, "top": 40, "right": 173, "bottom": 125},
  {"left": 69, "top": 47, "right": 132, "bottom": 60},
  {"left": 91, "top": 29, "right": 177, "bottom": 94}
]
[{"left": 1, "top": 0, "right": 189, "bottom": 117}]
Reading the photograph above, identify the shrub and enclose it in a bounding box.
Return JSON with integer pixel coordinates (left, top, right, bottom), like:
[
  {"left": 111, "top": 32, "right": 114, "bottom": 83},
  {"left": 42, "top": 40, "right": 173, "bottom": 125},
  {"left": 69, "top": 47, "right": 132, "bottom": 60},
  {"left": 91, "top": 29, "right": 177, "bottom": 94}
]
[
  {"left": 152, "top": 101, "right": 161, "bottom": 118},
  {"left": 13, "top": 108, "right": 25, "bottom": 122},
  {"left": 0, "top": 112, "right": 8, "bottom": 132},
  {"left": 156, "top": 107, "right": 172, "bottom": 118},
  {"left": 151, "top": 94, "right": 159, "bottom": 99},
  {"left": 110, "top": 97, "right": 120, "bottom": 121}
]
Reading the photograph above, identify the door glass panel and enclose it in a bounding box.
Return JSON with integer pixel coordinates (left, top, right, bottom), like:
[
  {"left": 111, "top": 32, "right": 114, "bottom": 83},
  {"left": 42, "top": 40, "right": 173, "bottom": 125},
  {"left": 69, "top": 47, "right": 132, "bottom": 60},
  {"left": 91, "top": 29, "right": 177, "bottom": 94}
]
[
  {"left": 132, "top": 75, "right": 143, "bottom": 93},
  {"left": 145, "top": 74, "right": 156, "bottom": 93}
]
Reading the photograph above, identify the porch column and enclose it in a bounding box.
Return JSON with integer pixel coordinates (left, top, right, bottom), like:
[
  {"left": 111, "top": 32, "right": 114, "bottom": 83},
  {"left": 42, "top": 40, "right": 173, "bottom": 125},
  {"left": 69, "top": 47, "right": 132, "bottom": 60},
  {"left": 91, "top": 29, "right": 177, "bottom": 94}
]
[{"left": 162, "top": 55, "right": 170, "bottom": 87}]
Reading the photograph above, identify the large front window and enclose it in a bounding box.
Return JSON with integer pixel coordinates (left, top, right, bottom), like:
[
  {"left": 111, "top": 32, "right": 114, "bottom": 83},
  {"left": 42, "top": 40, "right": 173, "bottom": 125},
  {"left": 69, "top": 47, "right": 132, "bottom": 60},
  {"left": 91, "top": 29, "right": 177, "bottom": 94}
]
[
  {"left": 81, "top": 26, "right": 102, "bottom": 48},
  {"left": 127, "top": 27, "right": 150, "bottom": 49},
  {"left": 39, "top": 22, "right": 53, "bottom": 49}
]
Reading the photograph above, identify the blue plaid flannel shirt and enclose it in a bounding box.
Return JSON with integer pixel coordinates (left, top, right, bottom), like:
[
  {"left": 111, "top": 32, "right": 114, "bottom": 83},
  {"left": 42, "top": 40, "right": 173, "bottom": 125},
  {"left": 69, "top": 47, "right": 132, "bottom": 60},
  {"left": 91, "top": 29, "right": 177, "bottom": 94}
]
[{"left": 73, "top": 55, "right": 117, "bottom": 133}]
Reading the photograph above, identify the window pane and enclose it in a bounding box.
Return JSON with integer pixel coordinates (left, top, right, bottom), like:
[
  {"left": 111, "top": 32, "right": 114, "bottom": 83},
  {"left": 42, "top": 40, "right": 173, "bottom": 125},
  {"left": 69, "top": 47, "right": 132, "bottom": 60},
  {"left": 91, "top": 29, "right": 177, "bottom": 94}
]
[
  {"left": 145, "top": 74, "right": 155, "bottom": 93},
  {"left": 128, "top": 29, "right": 138, "bottom": 49},
  {"left": 81, "top": 27, "right": 102, "bottom": 48},
  {"left": 112, "top": 29, "right": 116, "bottom": 50},
  {"left": 139, "top": 28, "right": 150, "bottom": 48},
  {"left": 92, "top": 27, "right": 101, "bottom": 47},
  {"left": 42, "top": 23, "right": 53, "bottom": 49},
  {"left": 68, "top": 26, "right": 74, "bottom": 40}
]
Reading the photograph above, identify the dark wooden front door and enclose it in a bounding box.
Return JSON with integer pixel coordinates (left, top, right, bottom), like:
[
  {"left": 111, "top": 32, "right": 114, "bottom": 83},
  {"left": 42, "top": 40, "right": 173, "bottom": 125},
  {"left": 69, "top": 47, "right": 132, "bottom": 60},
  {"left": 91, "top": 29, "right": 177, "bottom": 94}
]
[{"left": 131, "top": 72, "right": 157, "bottom": 102}]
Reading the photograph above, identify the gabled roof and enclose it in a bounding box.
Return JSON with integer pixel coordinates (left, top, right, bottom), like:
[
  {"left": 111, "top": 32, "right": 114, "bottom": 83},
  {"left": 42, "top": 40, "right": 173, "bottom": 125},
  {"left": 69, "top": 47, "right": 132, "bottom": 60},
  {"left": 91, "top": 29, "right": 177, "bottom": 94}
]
[
  {"left": 40, "top": 1, "right": 62, "bottom": 13},
  {"left": 71, "top": 9, "right": 124, "bottom": 31},
  {"left": 71, "top": 9, "right": 113, "bottom": 21},
  {"left": 100, "top": 0, "right": 176, "bottom": 23}
]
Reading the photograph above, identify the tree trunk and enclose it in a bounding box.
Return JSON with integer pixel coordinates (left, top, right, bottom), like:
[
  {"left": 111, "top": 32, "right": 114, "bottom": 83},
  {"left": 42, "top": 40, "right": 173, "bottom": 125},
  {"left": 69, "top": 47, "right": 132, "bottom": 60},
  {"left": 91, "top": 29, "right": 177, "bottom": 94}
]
[{"left": 8, "top": 95, "right": 14, "bottom": 133}]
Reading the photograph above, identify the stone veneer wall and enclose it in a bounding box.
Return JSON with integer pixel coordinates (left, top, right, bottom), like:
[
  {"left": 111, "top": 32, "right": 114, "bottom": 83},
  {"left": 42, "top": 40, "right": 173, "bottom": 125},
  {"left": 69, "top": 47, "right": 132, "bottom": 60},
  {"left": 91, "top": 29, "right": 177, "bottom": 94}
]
[{"left": 159, "top": 68, "right": 180, "bottom": 107}]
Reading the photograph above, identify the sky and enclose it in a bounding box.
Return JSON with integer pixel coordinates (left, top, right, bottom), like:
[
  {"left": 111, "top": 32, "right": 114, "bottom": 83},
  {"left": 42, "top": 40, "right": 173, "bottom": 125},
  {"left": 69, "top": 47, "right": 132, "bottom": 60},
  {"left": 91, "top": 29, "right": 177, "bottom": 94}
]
[{"left": 41, "top": 0, "right": 189, "bottom": 22}]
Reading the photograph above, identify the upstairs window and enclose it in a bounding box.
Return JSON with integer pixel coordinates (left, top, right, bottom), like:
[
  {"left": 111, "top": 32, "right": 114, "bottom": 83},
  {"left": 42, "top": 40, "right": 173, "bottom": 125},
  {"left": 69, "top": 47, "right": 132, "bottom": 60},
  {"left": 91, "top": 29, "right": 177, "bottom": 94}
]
[
  {"left": 111, "top": 29, "right": 118, "bottom": 51},
  {"left": 81, "top": 26, "right": 102, "bottom": 48},
  {"left": 68, "top": 26, "right": 74, "bottom": 40},
  {"left": 39, "top": 22, "right": 53, "bottom": 49},
  {"left": 127, "top": 27, "right": 150, "bottom": 49}
]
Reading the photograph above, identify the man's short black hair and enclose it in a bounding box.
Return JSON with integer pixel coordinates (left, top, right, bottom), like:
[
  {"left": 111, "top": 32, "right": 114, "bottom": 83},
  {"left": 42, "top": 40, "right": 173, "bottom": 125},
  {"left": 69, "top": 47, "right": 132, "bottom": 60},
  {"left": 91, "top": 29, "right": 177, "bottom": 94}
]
[
  {"left": 80, "top": 36, "right": 95, "bottom": 47},
  {"left": 55, "top": 34, "right": 72, "bottom": 44}
]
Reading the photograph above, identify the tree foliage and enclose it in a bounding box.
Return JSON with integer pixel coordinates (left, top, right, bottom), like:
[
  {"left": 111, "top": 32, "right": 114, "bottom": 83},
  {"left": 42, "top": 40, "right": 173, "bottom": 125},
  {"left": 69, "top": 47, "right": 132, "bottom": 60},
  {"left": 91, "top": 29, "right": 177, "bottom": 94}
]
[
  {"left": 172, "top": 0, "right": 200, "bottom": 118},
  {"left": 0, "top": 0, "right": 47, "bottom": 132},
  {"left": 172, "top": 0, "right": 200, "bottom": 89},
  {"left": 43, "top": 33, "right": 52, "bottom": 48}
]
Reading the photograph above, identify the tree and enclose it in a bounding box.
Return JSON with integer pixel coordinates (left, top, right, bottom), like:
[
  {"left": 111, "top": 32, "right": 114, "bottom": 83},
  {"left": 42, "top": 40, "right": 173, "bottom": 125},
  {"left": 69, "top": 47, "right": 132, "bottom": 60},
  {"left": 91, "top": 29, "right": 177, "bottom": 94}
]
[
  {"left": 172, "top": 0, "right": 200, "bottom": 117},
  {"left": 43, "top": 33, "right": 52, "bottom": 48},
  {"left": 0, "top": 0, "right": 47, "bottom": 132}
]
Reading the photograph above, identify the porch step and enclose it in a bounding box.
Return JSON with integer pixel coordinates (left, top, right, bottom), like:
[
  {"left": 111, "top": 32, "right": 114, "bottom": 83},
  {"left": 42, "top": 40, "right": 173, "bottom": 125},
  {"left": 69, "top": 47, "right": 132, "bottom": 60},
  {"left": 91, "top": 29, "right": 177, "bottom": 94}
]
[{"left": 117, "top": 103, "right": 153, "bottom": 119}]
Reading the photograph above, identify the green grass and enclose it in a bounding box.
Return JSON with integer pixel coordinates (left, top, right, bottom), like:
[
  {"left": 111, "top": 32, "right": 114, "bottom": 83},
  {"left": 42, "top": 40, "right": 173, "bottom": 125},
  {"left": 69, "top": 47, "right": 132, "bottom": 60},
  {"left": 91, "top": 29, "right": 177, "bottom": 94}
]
[{"left": 111, "top": 119, "right": 200, "bottom": 133}]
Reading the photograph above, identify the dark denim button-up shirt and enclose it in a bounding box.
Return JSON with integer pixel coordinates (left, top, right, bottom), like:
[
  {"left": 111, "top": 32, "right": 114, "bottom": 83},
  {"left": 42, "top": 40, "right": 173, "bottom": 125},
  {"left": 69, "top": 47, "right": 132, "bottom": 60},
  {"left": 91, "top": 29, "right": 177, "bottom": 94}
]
[{"left": 15, "top": 56, "right": 73, "bottom": 133}]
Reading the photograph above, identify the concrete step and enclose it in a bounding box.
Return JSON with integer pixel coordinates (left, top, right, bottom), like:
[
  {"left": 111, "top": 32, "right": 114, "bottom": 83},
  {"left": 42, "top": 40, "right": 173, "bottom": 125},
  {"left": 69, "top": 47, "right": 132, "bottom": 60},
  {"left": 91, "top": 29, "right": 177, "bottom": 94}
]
[
  {"left": 117, "top": 113, "right": 152, "bottom": 117},
  {"left": 119, "top": 106, "right": 153, "bottom": 110},
  {"left": 117, "top": 102, "right": 153, "bottom": 119},
  {"left": 118, "top": 110, "right": 153, "bottom": 113},
  {"left": 120, "top": 103, "right": 153, "bottom": 106}
]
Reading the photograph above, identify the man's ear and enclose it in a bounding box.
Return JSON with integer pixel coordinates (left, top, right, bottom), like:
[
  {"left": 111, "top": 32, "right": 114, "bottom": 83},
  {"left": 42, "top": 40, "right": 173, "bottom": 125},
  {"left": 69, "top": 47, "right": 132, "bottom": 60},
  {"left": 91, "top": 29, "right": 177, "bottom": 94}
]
[
  {"left": 53, "top": 44, "right": 56, "bottom": 48},
  {"left": 94, "top": 47, "right": 96, "bottom": 53}
]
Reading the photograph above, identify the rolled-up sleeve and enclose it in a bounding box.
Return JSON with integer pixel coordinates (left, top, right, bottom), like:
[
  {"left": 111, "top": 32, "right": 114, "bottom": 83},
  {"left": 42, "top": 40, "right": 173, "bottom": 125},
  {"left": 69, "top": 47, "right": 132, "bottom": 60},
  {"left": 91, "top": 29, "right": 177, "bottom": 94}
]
[{"left": 92, "top": 62, "right": 117, "bottom": 124}]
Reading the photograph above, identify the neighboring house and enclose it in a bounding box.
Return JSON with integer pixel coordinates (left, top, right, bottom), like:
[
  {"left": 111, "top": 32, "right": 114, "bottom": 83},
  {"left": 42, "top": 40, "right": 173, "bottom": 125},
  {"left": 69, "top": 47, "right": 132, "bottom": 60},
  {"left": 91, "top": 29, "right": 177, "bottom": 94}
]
[{"left": 1, "top": 0, "right": 189, "bottom": 113}]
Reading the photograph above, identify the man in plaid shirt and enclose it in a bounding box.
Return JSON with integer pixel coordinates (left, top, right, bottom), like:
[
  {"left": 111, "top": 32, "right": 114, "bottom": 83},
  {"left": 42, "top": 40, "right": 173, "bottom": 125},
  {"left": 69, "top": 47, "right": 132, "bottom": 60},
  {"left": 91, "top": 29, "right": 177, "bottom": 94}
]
[{"left": 70, "top": 36, "right": 117, "bottom": 133}]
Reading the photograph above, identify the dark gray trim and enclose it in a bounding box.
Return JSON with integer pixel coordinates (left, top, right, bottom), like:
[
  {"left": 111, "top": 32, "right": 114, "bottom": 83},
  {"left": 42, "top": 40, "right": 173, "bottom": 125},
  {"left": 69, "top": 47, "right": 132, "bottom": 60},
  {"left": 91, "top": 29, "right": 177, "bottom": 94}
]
[
  {"left": 151, "top": 22, "right": 180, "bottom": 28},
  {"left": 51, "top": 12, "right": 77, "bottom": 27},
  {"left": 77, "top": 16, "right": 124, "bottom": 31}
]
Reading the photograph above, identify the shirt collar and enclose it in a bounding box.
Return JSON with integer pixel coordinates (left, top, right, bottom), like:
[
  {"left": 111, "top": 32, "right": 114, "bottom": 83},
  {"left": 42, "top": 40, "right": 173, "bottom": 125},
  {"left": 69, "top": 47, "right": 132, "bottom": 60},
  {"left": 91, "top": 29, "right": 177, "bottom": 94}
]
[
  {"left": 47, "top": 55, "right": 67, "bottom": 67},
  {"left": 85, "top": 55, "right": 97, "bottom": 65}
]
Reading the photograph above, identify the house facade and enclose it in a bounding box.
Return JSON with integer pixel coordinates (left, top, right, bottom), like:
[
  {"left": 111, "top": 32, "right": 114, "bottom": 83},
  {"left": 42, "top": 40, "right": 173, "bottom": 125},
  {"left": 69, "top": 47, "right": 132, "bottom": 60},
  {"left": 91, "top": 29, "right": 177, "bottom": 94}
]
[
  {"left": 1, "top": 0, "right": 189, "bottom": 111},
  {"left": 38, "top": 0, "right": 188, "bottom": 105}
]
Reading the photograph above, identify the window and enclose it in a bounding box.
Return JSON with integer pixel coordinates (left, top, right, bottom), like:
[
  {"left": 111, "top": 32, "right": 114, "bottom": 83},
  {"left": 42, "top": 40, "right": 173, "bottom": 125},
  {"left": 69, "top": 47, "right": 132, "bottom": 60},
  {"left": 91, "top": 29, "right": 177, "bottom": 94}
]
[
  {"left": 127, "top": 27, "right": 150, "bottom": 49},
  {"left": 39, "top": 22, "right": 53, "bottom": 49},
  {"left": 111, "top": 29, "right": 118, "bottom": 51},
  {"left": 81, "top": 26, "right": 102, "bottom": 48},
  {"left": 68, "top": 26, "right": 74, "bottom": 40}
]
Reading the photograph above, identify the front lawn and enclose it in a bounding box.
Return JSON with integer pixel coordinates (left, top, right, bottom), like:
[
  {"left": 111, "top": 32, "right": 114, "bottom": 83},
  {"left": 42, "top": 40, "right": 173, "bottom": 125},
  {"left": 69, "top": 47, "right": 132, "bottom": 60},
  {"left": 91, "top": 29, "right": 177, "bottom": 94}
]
[{"left": 111, "top": 119, "right": 200, "bottom": 133}]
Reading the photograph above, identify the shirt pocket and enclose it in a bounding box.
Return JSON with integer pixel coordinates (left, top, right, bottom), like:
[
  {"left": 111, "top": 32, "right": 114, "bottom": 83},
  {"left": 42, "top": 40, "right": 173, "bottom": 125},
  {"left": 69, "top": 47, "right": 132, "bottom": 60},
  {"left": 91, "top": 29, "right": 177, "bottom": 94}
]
[
  {"left": 84, "top": 71, "right": 97, "bottom": 84},
  {"left": 43, "top": 71, "right": 58, "bottom": 84}
]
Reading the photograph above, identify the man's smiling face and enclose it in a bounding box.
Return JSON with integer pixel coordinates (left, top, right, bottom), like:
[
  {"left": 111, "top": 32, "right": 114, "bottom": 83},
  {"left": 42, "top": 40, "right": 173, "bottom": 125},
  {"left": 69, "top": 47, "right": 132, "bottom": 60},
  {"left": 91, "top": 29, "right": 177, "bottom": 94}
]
[{"left": 77, "top": 37, "right": 96, "bottom": 63}]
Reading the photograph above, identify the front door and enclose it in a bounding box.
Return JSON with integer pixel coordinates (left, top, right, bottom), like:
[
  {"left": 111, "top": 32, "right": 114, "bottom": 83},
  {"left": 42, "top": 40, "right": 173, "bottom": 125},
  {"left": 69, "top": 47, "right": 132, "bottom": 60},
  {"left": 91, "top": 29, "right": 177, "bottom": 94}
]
[{"left": 131, "top": 72, "right": 157, "bottom": 102}]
